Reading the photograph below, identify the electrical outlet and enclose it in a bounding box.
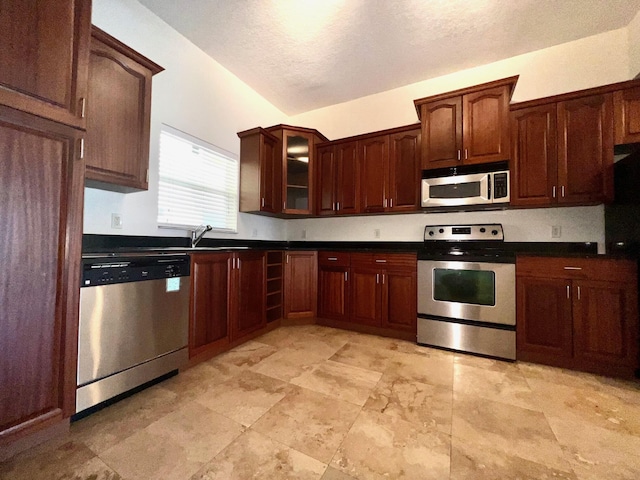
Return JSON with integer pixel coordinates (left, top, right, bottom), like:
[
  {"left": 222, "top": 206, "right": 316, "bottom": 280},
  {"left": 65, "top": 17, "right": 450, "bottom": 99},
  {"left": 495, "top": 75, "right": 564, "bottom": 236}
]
[
  {"left": 111, "top": 213, "right": 123, "bottom": 229},
  {"left": 251, "top": 228, "right": 258, "bottom": 238},
  {"left": 374, "top": 228, "right": 380, "bottom": 239},
  {"left": 301, "top": 229, "right": 307, "bottom": 239},
  {"left": 551, "top": 225, "right": 562, "bottom": 238}
]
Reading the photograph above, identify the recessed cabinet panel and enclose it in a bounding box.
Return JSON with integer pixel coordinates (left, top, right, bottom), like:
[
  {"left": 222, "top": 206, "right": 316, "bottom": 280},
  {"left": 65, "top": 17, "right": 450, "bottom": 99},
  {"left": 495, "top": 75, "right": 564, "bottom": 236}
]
[
  {"left": 389, "top": 129, "right": 420, "bottom": 211},
  {"left": 316, "top": 144, "right": 335, "bottom": 216},
  {"left": 463, "top": 86, "right": 511, "bottom": 164},
  {"left": 336, "top": 141, "right": 359, "bottom": 214},
  {"left": 420, "top": 98, "right": 462, "bottom": 169},
  {"left": 359, "top": 136, "right": 389, "bottom": 213},
  {"left": 614, "top": 86, "right": 640, "bottom": 145}
]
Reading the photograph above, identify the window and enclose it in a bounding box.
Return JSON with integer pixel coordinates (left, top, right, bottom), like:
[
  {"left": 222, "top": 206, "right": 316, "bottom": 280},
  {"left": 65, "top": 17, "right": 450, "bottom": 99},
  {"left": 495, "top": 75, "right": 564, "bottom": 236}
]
[{"left": 157, "top": 126, "right": 238, "bottom": 232}]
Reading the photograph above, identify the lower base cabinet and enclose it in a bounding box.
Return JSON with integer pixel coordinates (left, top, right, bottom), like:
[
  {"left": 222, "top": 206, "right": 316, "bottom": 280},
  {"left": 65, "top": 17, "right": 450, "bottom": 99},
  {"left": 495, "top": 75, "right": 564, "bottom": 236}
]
[
  {"left": 516, "top": 256, "right": 638, "bottom": 378},
  {"left": 284, "top": 251, "right": 317, "bottom": 319}
]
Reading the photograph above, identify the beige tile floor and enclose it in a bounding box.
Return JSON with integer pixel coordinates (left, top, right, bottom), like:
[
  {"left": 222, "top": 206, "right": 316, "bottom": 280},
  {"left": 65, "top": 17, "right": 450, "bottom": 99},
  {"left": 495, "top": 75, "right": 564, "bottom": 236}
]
[{"left": 3, "top": 324, "right": 640, "bottom": 479}]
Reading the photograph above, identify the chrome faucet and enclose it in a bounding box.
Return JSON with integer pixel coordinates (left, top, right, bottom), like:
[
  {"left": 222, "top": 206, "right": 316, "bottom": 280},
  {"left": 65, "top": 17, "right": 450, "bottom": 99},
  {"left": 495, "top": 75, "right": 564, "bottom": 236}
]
[{"left": 191, "top": 224, "right": 212, "bottom": 248}]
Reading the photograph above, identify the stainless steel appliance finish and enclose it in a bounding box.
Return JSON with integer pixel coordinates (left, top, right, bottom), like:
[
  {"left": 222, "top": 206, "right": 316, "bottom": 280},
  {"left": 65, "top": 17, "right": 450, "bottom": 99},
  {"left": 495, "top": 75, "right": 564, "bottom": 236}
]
[
  {"left": 76, "top": 254, "right": 190, "bottom": 413},
  {"left": 421, "top": 162, "right": 509, "bottom": 208},
  {"left": 417, "top": 223, "right": 516, "bottom": 360}
]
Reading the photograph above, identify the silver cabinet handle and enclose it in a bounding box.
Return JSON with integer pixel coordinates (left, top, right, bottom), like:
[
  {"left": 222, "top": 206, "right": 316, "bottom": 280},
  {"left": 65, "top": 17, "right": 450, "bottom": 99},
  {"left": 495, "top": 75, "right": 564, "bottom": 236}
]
[
  {"left": 457, "top": 150, "right": 461, "bottom": 161},
  {"left": 552, "top": 186, "right": 556, "bottom": 198},
  {"left": 561, "top": 185, "right": 565, "bottom": 198},
  {"left": 383, "top": 199, "right": 388, "bottom": 208},
  {"left": 577, "top": 286, "right": 581, "bottom": 300},
  {"left": 344, "top": 271, "right": 348, "bottom": 281},
  {"left": 327, "top": 257, "right": 338, "bottom": 261},
  {"left": 376, "top": 273, "right": 380, "bottom": 284},
  {"left": 375, "top": 259, "right": 387, "bottom": 263},
  {"left": 261, "top": 198, "right": 265, "bottom": 207},
  {"left": 389, "top": 199, "right": 393, "bottom": 208},
  {"left": 79, "top": 138, "right": 85, "bottom": 159},
  {"left": 464, "top": 149, "right": 468, "bottom": 160},
  {"left": 80, "top": 97, "right": 86, "bottom": 118},
  {"left": 336, "top": 202, "right": 340, "bottom": 210},
  {"left": 566, "top": 285, "right": 570, "bottom": 299},
  {"left": 382, "top": 274, "right": 385, "bottom": 284},
  {"left": 286, "top": 255, "right": 289, "bottom": 264},
  {"left": 563, "top": 266, "right": 582, "bottom": 270}
]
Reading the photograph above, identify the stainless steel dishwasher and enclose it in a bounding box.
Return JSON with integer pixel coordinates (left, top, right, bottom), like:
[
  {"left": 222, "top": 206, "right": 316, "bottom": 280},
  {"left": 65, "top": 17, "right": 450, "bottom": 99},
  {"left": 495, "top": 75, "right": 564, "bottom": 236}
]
[{"left": 76, "top": 253, "right": 191, "bottom": 414}]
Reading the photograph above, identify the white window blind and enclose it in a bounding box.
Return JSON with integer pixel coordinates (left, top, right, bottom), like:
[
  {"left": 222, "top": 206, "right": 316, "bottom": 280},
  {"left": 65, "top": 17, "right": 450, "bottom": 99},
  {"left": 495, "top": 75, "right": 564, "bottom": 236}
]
[{"left": 157, "top": 126, "right": 238, "bottom": 232}]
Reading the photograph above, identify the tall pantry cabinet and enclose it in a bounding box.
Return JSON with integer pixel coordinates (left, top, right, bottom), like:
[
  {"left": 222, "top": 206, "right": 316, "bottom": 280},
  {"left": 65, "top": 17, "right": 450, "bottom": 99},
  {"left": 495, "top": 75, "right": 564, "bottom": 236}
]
[{"left": 0, "top": 0, "right": 91, "bottom": 454}]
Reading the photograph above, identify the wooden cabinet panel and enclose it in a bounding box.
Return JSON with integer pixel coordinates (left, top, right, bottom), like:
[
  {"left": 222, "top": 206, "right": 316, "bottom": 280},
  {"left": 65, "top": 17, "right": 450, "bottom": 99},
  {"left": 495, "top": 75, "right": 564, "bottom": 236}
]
[
  {"left": 614, "top": 86, "right": 640, "bottom": 145},
  {"left": 318, "top": 267, "right": 350, "bottom": 321},
  {"left": 359, "top": 136, "right": 389, "bottom": 213},
  {"left": 239, "top": 128, "right": 280, "bottom": 214},
  {"left": 510, "top": 104, "right": 558, "bottom": 206},
  {"left": 573, "top": 280, "right": 638, "bottom": 369},
  {"left": 0, "top": 107, "right": 83, "bottom": 441},
  {"left": 388, "top": 129, "right": 420, "bottom": 212},
  {"left": 190, "top": 253, "right": 230, "bottom": 357},
  {"left": 557, "top": 94, "right": 613, "bottom": 204},
  {"left": 85, "top": 28, "right": 163, "bottom": 192},
  {"left": 382, "top": 270, "right": 417, "bottom": 331},
  {"left": 516, "top": 276, "right": 573, "bottom": 359},
  {"left": 231, "top": 251, "right": 266, "bottom": 341},
  {"left": 420, "top": 97, "right": 462, "bottom": 169},
  {"left": 316, "top": 144, "right": 335, "bottom": 216},
  {"left": 0, "top": 0, "right": 91, "bottom": 129},
  {"left": 284, "top": 251, "right": 318, "bottom": 318},
  {"left": 463, "top": 85, "right": 511, "bottom": 164},
  {"left": 350, "top": 268, "right": 382, "bottom": 326},
  {"left": 336, "top": 141, "right": 359, "bottom": 214}
]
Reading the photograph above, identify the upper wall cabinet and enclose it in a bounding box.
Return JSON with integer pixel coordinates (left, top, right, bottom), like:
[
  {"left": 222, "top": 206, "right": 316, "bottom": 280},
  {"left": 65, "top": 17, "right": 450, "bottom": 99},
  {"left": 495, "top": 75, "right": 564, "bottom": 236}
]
[
  {"left": 267, "top": 125, "right": 327, "bottom": 215},
  {"left": 84, "top": 27, "right": 163, "bottom": 192},
  {"left": 316, "top": 141, "right": 359, "bottom": 216},
  {"left": 511, "top": 92, "right": 613, "bottom": 207},
  {"left": 414, "top": 76, "right": 517, "bottom": 170},
  {"left": 0, "top": 0, "right": 91, "bottom": 129},
  {"left": 238, "top": 127, "right": 281, "bottom": 214},
  {"left": 614, "top": 86, "right": 640, "bottom": 145}
]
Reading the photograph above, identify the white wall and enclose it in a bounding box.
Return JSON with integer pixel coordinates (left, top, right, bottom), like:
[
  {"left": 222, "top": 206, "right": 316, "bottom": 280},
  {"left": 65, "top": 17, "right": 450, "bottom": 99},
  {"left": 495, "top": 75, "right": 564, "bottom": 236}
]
[
  {"left": 629, "top": 10, "right": 640, "bottom": 78},
  {"left": 84, "top": 0, "right": 289, "bottom": 240},
  {"left": 288, "top": 28, "right": 630, "bottom": 139}
]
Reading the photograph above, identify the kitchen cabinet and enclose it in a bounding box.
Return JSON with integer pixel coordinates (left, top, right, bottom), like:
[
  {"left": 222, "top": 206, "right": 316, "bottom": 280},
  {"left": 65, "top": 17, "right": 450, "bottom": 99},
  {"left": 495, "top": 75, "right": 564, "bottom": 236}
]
[
  {"left": 238, "top": 127, "right": 281, "bottom": 214},
  {"left": 84, "top": 27, "right": 163, "bottom": 192},
  {"left": 516, "top": 256, "right": 638, "bottom": 378},
  {"left": 316, "top": 141, "right": 359, "bottom": 216},
  {"left": 0, "top": 106, "right": 84, "bottom": 445},
  {"left": 511, "top": 93, "right": 614, "bottom": 206},
  {"left": 190, "top": 253, "right": 231, "bottom": 360},
  {"left": 317, "top": 252, "right": 351, "bottom": 321},
  {"left": 266, "top": 251, "right": 284, "bottom": 323},
  {"left": 230, "top": 251, "right": 266, "bottom": 341},
  {"left": 267, "top": 125, "right": 327, "bottom": 215},
  {"left": 0, "top": 0, "right": 91, "bottom": 129},
  {"left": 414, "top": 77, "right": 517, "bottom": 170},
  {"left": 284, "top": 251, "right": 318, "bottom": 319},
  {"left": 614, "top": 86, "right": 640, "bottom": 145},
  {"left": 359, "top": 125, "right": 421, "bottom": 214}
]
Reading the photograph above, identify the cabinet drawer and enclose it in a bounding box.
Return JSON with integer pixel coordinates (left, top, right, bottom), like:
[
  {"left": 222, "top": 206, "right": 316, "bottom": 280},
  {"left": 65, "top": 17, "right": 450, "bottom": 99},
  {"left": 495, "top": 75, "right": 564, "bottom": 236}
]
[
  {"left": 351, "top": 252, "right": 416, "bottom": 270},
  {"left": 516, "top": 256, "right": 636, "bottom": 282},
  {"left": 318, "top": 251, "right": 351, "bottom": 267}
]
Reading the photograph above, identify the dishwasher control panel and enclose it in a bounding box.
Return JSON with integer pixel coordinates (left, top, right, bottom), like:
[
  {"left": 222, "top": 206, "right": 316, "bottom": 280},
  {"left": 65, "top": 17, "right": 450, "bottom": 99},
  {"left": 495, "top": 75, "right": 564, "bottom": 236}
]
[{"left": 81, "top": 255, "right": 190, "bottom": 286}]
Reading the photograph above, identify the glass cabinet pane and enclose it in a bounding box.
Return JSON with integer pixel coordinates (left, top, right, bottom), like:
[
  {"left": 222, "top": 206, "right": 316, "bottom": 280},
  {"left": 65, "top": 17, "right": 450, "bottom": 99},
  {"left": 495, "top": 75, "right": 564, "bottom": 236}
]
[{"left": 285, "top": 134, "right": 310, "bottom": 210}]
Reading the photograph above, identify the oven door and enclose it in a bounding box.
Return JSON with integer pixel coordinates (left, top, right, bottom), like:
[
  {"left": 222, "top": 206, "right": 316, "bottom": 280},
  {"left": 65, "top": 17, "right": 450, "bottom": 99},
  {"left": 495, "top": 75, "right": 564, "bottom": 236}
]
[
  {"left": 421, "top": 172, "right": 490, "bottom": 207},
  {"left": 417, "top": 260, "right": 515, "bottom": 325}
]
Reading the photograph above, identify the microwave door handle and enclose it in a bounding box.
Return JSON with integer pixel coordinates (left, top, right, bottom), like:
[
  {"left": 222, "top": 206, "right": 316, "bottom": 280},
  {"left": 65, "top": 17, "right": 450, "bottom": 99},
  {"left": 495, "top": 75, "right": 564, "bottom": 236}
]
[{"left": 487, "top": 173, "right": 492, "bottom": 200}]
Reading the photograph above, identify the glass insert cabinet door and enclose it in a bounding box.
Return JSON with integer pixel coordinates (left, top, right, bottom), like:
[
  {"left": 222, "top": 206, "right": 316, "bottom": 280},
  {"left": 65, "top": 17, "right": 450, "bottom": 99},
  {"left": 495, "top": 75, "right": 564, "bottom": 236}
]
[{"left": 285, "top": 133, "right": 310, "bottom": 211}]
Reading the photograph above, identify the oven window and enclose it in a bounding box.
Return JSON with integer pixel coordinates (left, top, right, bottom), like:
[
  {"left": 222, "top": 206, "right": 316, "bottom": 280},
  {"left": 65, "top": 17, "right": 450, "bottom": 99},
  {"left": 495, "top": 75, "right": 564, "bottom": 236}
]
[
  {"left": 433, "top": 269, "right": 496, "bottom": 306},
  {"left": 430, "top": 181, "right": 480, "bottom": 199}
]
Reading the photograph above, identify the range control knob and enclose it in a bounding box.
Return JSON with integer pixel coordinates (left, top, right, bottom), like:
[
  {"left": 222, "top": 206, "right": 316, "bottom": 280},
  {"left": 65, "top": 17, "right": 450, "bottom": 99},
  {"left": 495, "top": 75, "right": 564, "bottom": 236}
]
[
  {"left": 428, "top": 230, "right": 435, "bottom": 237},
  {"left": 491, "top": 229, "right": 499, "bottom": 236},
  {"left": 438, "top": 228, "right": 444, "bottom": 234},
  {"left": 479, "top": 227, "right": 486, "bottom": 233}
]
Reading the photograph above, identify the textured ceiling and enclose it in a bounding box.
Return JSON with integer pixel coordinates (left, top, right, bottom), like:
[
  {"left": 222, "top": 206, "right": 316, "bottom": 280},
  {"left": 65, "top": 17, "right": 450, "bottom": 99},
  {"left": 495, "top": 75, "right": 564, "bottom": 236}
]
[{"left": 139, "top": 0, "right": 640, "bottom": 115}]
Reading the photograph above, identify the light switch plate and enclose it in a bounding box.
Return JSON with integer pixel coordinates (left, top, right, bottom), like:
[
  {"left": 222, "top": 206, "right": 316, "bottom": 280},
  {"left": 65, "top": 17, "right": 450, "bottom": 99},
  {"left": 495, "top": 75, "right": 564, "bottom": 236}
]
[{"left": 551, "top": 225, "right": 562, "bottom": 238}]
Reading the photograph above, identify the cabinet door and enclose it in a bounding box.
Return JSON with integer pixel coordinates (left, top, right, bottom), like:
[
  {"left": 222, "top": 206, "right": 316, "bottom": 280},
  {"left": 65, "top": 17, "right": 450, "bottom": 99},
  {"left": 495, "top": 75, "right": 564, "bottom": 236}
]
[
  {"left": 573, "top": 280, "right": 638, "bottom": 370},
  {"left": 463, "top": 85, "right": 511, "bottom": 165},
  {"left": 85, "top": 28, "right": 162, "bottom": 192},
  {"left": 190, "top": 254, "right": 230, "bottom": 357},
  {"left": 282, "top": 130, "right": 314, "bottom": 214},
  {"left": 420, "top": 97, "right": 462, "bottom": 169},
  {"left": 510, "top": 104, "right": 558, "bottom": 206},
  {"left": 350, "top": 268, "right": 382, "bottom": 326},
  {"left": 0, "top": 0, "right": 91, "bottom": 128},
  {"left": 557, "top": 94, "right": 614, "bottom": 204},
  {"left": 388, "top": 129, "right": 420, "bottom": 212},
  {"left": 284, "top": 251, "right": 318, "bottom": 319},
  {"left": 318, "top": 267, "right": 350, "bottom": 321},
  {"left": 614, "top": 87, "right": 640, "bottom": 145},
  {"left": 316, "top": 144, "right": 336, "bottom": 216},
  {"left": 382, "top": 269, "right": 417, "bottom": 332},
  {"left": 336, "top": 141, "right": 359, "bottom": 214},
  {"left": 231, "top": 251, "right": 266, "bottom": 341},
  {"left": 0, "top": 107, "right": 84, "bottom": 440},
  {"left": 516, "top": 276, "right": 573, "bottom": 362},
  {"left": 260, "top": 132, "right": 281, "bottom": 213},
  {"left": 359, "top": 135, "right": 389, "bottom": 213}
]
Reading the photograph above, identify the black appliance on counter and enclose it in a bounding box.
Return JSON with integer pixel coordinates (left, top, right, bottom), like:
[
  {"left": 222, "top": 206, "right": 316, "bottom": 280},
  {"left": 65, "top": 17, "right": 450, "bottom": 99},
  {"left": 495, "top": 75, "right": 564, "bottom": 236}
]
[{"left": 606, "top": 150, "right": 640, "bottom": 256}]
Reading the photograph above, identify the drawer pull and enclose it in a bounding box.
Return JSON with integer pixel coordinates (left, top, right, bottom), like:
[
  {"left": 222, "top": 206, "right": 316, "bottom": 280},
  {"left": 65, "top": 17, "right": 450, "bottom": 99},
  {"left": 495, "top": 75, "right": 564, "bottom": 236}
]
[
  {"left": 577, "top": 286, "right": 581, "bottom": 300},
  {"left": 375, "top": 259, "right": 387, "bottom": 263},
  {"left": 327, "top": 257, "right": 338, "bottom": 261},
  {"left": 563, "top": 266, "right": 582, "bottom": 270}
]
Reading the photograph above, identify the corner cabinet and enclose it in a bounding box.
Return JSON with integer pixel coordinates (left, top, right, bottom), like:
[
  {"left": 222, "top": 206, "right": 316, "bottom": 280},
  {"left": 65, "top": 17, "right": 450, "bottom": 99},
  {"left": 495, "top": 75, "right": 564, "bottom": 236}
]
[
  {"left": 238, "top": 127, "right": 281, "bottom": 214},
  {"left": 84, "top": 27, "right": 164, "bottom": 192},
  {"left": 511, "top": 93, "right": 614, "bottom": 206},
  {"left": 0, "top": 0, "right": 91, "bottom": 129},
  {"left": 414, "top": 76, "right": 517, "bottom": 170},
  {"left": 516, "top": 256, "right": 638, "bottom": 378},
  {"left": 0, "top": 106, "right": 84, "bottom": 446},
  {"left": 267, "top": 125, "right": 327, "bottom": 215}
]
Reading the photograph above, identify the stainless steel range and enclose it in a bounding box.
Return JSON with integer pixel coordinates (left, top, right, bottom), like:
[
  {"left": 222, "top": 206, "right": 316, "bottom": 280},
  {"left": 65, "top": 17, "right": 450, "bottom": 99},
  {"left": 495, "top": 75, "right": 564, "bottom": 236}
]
[{"left": 417, "top": 224, "right": 516, "bottom": 360}]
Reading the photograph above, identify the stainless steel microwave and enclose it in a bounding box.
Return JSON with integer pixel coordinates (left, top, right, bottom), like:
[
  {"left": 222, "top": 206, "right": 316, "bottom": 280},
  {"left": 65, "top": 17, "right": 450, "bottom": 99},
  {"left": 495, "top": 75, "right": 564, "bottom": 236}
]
[{"left": 421, "top": 162, "right": 510, "bottom": 208}]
